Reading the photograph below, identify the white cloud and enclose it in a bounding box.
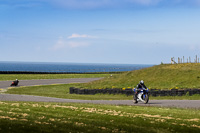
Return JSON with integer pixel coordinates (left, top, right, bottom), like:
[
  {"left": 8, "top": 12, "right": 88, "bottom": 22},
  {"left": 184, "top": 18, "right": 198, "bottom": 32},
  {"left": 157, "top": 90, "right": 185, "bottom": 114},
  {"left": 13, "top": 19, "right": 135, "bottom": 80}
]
[
  {"left": 68, "top": 41, "right": 90, "bottom": 48},
  {"left": 51, "top": 36, "right": 91, "bottom": 50},
  {"left": 67, "top": 33, "right": 96, "bottom": 39},
  {"left": 52, "top": 37, "right": 65, "bottom": 50}
]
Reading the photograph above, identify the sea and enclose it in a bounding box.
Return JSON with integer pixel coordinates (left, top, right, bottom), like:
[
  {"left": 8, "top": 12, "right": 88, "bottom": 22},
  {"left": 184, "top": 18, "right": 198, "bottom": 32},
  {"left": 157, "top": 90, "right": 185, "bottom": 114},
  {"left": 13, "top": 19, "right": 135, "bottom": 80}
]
[{"left": 0, "top": 61, "right": 154, "bottom": 73}]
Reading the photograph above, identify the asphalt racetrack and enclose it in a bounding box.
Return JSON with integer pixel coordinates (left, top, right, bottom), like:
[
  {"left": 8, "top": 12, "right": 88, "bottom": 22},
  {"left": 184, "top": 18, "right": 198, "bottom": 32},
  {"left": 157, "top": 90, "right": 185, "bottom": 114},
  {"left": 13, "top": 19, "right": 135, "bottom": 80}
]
[
  {"left": 0, "top": 78, "right": 200, "bottom": 109},
  {"left": 0, "top": 94, "right": 200, "bottom": 109},
  {"left": 0, "top": 78, "right": 101, "bottom": 89}
]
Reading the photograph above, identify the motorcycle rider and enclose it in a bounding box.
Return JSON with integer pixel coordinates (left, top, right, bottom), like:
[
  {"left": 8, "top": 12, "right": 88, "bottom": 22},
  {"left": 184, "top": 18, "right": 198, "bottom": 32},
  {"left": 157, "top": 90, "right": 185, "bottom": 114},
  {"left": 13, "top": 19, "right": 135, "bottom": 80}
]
[
  {"left": 14, "top": 79, "right": 19, "bottom": 85},
  {"left": 134, "top": 80, "right": 147, "bottom": 100},
  {"left": 16, "top": 79, "right": 19, "bottom": 82},
  {"left": 11, "top": 79, "right": 19, "bottom": 86}
]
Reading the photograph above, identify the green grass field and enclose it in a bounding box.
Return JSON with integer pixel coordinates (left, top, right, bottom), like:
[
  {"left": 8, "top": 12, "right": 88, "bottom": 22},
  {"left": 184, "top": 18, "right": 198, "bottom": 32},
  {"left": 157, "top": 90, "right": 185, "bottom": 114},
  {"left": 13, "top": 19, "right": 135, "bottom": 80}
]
[
  {"left": 1, "top": 64, "right": 200, "bottom": 132},
  {"left": 0, "top": 73, "right": 112, "bottom": 81},
  {"left": 0, "top": 101, "right": 199, "bottom": 133},
  {"left": 82, "top": 63, "right": 200, "bottom": 89}
]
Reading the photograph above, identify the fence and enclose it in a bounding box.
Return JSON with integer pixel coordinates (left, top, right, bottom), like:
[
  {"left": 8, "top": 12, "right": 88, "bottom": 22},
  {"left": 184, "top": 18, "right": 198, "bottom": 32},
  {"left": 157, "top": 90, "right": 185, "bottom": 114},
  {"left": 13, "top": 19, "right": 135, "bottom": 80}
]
[
  {"left": 69, "top": 87, "right": 200, "bottom": 97},
  {"left": 171, "top": 55, "right": 200, "bottom": 64}
]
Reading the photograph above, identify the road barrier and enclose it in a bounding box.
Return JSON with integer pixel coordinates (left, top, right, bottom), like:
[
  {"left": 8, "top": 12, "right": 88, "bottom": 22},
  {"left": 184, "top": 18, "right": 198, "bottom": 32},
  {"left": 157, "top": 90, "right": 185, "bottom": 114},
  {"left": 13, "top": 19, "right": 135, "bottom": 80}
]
[{"left": 69, "top": 87, "right": 200, "bottom": 96}]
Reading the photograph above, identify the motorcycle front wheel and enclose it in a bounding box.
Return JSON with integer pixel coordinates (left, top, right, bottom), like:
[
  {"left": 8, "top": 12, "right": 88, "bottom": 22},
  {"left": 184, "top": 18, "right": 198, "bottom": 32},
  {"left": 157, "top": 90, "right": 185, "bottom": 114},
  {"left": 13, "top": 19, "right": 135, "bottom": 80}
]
[{"left": 144, "top": 94, "right": 149, "bottom": 104}]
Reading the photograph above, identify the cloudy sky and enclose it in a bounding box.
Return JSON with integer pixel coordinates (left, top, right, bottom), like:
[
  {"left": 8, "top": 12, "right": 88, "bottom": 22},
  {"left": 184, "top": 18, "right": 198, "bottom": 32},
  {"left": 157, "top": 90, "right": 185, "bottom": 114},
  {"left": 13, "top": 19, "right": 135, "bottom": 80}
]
[{"left": 1, "top": 0, "right": 200, "bottom": 64}]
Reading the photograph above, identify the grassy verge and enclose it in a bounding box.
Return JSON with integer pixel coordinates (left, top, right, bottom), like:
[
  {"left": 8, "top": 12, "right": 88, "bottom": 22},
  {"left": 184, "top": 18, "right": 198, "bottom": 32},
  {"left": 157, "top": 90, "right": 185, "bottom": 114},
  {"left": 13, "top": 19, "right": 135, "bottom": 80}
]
[
  {"left": 82, "top": 63, "right": 200, "bottom": 89},
  {"left": 0, "top": 74, "right": 113, "bottom": 81},
  {"left": 4, "top": 84, "right": 200, "bottom": 100},
  {"left": 4, "top": 84, "right": 131, "bottom": 100},
  {"left": 0, "top": 101, "right": 199, "bottom": 133}
]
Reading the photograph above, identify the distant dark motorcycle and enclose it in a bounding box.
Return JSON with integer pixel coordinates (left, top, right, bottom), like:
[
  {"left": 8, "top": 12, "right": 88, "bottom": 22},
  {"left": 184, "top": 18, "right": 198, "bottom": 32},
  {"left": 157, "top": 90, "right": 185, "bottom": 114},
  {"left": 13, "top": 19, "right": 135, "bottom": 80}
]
[{"left": 10, "top": 80, "right": 19, "bottom": 86}]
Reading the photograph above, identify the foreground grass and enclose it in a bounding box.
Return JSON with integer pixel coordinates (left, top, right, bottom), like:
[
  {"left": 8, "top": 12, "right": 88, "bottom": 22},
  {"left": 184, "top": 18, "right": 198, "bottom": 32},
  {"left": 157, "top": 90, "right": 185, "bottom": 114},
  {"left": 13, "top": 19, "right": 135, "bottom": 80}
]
[
  {"left": 0, "top": 101, "right": 199, "bottom": 133},
  {"left": 82, "top": 63, "right": 200, "bottom": 89},
  {"left": 0, "top": 74, "right": 113, "bottom": 81},
  {"left": 5, "top": 84, "right": 200, "bottom": 100}
]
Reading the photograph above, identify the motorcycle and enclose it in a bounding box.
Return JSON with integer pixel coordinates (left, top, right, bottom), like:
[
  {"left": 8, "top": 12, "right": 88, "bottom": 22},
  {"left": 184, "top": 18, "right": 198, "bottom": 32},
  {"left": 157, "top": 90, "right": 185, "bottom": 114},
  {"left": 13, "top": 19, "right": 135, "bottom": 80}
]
[
  {"left": 133, "top": 88, "right": 149, "bottom": 104},
  {"left": 10, "top": 80, "right": 19, "bottom": 86}
]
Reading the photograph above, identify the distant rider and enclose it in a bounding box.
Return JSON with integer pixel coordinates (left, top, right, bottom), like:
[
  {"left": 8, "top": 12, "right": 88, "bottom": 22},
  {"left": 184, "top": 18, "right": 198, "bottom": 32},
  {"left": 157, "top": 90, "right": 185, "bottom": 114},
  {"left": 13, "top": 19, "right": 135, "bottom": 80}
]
[
  {"left": 134, "top": 80, "right": 147, "bottom": 100},
  {"left": 15, "top": 79, "right": 19, "bottom": 85}
]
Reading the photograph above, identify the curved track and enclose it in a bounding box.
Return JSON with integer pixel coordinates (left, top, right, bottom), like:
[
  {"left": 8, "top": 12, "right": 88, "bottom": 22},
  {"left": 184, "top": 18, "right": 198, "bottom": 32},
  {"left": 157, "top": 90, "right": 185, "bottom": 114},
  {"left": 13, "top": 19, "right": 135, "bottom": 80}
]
[
  {"left": 0, "top": 94, "right": 200, "bottom": 109},
  {"left": 0, "top": 78, "right": 200, "bottom": 109},
  {"left": 0, "top": 78, "right": 101, "bottom": 89}
]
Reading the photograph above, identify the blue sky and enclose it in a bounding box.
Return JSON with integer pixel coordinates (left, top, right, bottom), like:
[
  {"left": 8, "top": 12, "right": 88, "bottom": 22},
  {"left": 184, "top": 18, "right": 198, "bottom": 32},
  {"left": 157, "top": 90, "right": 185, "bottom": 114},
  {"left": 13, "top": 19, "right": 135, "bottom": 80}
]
[{"left": 1, "top": 0, "right": 200, "bottom": 64}]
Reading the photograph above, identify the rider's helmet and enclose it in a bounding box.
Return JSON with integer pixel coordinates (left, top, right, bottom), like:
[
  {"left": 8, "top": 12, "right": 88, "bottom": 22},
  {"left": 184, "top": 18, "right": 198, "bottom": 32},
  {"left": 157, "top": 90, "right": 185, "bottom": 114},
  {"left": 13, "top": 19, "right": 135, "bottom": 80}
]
[
  {"left": 16, "top": 79, "right": 18, "bottom": 81},
  {"left": 140, "top": 80, "right": 144, "bottom": 85}
]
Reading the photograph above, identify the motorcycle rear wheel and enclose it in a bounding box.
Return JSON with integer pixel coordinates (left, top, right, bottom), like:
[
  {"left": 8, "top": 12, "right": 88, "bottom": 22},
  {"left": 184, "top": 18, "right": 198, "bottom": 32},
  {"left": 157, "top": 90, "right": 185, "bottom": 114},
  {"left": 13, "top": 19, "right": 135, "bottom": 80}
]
[
  {"left": 134, "top": 99, "right": 138, "bottom": 104},
  {"left": 133, "top": 96, "right": 138, "bottom": 104}
]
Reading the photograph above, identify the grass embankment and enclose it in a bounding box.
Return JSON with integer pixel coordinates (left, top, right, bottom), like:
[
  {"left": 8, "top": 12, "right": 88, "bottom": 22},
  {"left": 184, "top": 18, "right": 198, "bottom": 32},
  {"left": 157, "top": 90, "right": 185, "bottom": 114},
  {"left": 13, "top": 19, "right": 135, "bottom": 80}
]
[
  {"left": 0, "top": 101, "right": 200, "bottom": 133},
  {"left": 0, "top": 74, "right": 112, "bottom": 81},
  {"left": 82, "top": 63, "right": 200, "bottom": 89}
]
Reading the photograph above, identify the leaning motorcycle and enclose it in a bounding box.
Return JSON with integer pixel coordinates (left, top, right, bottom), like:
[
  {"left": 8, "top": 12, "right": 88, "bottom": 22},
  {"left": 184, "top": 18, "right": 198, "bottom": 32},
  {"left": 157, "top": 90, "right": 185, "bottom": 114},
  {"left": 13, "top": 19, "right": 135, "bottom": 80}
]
[
  {"left": 133, "top": 88, "right": 149, "bottom": 104},
  {"left": 10, "top": 80, "right": 19, "bottom": 86}
]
